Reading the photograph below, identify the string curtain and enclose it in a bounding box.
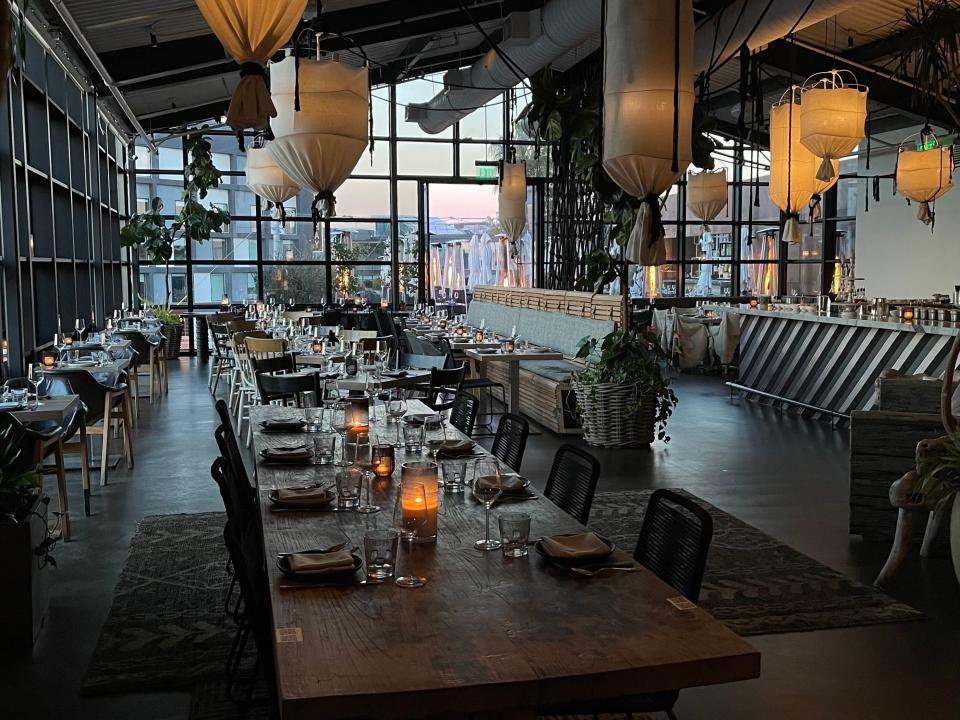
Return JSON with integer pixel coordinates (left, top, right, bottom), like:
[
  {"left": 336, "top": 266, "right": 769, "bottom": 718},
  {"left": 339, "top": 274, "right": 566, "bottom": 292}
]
[
  {"left": 602, "top": 0, "right": 693, "bottom": 266},
  {"left": 896, "top": 130, "right": 954, "bottom": 227},
  {"left": 245, "top": 146, "right": 299, "bottom": 224},
  {"left": 268, "top": 56, "right": 369, "bottom": 227},
  {"left": 498, "top": 161, "right": 527, "bottom": 260},
  {"left": 799, "top": 70, "right": 868, "bottom": 183},
  {"left": 195, "top": 0, "right": 308, "bottom": 147}
]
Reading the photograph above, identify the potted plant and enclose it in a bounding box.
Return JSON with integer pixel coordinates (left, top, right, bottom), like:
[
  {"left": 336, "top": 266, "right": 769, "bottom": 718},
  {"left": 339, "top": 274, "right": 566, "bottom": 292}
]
[
  {"left": 572, "top": 326, "right": 678, "bottom": 447},
  {"left": 0, "top": 419, "right": 57, "bottom": 649},
  {"left": 141, "top": 302, "right": 185, "bottom": 360},
  {"left": 121, "top": 131, "right": 230, "bottom": 359},
  {"left": 916, "top": 430, "right": 960, "bottom": 583}
]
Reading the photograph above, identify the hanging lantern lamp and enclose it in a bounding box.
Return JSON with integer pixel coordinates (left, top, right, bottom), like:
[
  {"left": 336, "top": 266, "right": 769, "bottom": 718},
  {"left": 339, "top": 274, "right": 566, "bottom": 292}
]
[
  {"left": 686, "top": 169, "right": 727, "bottom": 232},
  {"left": 602, "top": 0, "right": 694, "bottom": 266},
  {"left": 195, "top": 0, "right": 308, "bottom": 149},
  {"left": 799, "top": 70, "right": 868, "bottom": 183},
  {"left": 895, "top": 126, "right": 954, "bottom": 228},
  {"left": 268, "top": 53, "right": 369, "bottom": 231},
  {"left": 498, "top": 158, "right": 526, "bottom": 262},
  {"left": 245, "top": 146, "right": 300, "bottom": 225}
]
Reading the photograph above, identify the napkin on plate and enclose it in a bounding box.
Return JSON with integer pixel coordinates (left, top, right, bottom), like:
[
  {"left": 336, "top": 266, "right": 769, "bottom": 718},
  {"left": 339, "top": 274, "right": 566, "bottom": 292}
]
[
  {"left": 261, "top": 418, "right": 305, "bottom": 431},
  {"left": 539, "top": 532, "right": 610, "bottom": 560},
  {"left": 263, "top": 445, "right": 311, "bottom": 461},
  {"left": 275, "top": 486, "right": 332, "bottom": 506},
  {"left": 499, "top": 473, "right": 528, "bottom": 494},
  {"left": 287, "top": 549, "right": 356, "bottom": 574},
  {"left": 436, "top": 439, "right": 475, "bottom": 456}
]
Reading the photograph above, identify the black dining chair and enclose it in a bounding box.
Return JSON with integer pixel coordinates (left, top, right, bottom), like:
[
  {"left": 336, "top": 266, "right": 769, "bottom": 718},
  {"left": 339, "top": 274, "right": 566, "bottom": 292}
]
[
  {"left": 438, "top": 337, "right": 506, "bottom": 428},
  {"left": 253, "top": 368, "right": 322, "bottom": 407},
  {"left": 544, "top": 489, "right": 715, "bottom": 720},
  {"left": 490, "top": 413, "right": 529, "bottom": 472},
  {"left": 449, "top": 392, "right": 479, "bottom": 437},
  {"left": 422, "top": 364, "right": 465, "bottom": 412},
  {"left": 543, "top": 444, "right": 601, "bottom": 525}
]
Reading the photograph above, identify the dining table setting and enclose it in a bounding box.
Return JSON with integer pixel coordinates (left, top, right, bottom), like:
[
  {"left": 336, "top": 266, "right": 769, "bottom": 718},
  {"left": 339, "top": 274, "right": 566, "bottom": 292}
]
[{"left": 250, "top": 398, "right": 760, "bottom": 720}]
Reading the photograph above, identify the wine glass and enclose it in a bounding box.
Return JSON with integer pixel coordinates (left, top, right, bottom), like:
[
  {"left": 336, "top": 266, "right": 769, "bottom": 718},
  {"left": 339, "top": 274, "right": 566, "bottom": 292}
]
[
  {"left": 27, "top": 365, "right": 43, "bottom": 409},
  {"left": 394, "top": 482, "right": 427, "bottom": 588},
  {"left": 354, "top": 432, "right": 380, "bottom": 515},
  {"left": 423, "top": 414, "right": 446, "bottom": 462},
  {"left": 472, "top": 458, "right": 503, "bottom": 551},
  {"left": 386, "top": 390, "right": 407, "bottom": 427},
  {"left": 365, "top": 375, "right": 383, "bottom": 421},
  {"left": 75, "top": 317, "right": 86, "bottom": 341},
  {"left": 330, "top": 402, "right": 350, "bottom": 466}
]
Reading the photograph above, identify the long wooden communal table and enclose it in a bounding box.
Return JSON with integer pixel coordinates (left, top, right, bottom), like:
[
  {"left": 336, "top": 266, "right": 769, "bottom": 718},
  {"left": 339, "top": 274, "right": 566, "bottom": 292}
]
[{"left": 251, "top": 402, "right": 760, "bottom": 720}]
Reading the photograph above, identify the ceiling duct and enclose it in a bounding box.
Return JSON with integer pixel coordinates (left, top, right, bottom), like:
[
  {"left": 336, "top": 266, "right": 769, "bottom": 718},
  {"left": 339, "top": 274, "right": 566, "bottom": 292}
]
[{"left": 406, "top": 0, "right": 867, "bottom": 136}]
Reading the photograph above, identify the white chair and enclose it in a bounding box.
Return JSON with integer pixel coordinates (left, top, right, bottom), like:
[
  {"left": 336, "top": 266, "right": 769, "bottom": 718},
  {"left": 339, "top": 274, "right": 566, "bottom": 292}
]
[
  {"left": 708, "top": 312, "right": 741, "bottom": 368},
  {"left": 673, "top": 312, "right": 710, "bottom": 370}
]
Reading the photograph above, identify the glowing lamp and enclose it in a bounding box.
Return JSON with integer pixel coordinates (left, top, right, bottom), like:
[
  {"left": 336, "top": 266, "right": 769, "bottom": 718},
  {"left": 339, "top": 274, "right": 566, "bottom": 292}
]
[
  {"left": 498, "top": 161, "right": 526, "bottom": 260},
  {"left": 686, "top": 169, "right": 727, "bottom": 231},
  {"left": 896, "top": 129, "right": 954, "bottom": 226},
  {"left": 800, "top": 70, "right": 868, "bottom": 183},
  {"left": 401, "top": 462, "right": 439, "bottom": 542}
]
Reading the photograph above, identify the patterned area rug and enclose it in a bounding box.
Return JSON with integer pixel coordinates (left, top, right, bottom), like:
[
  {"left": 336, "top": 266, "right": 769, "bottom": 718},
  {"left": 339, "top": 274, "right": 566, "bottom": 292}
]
[
  {"left": 589, "top": 489, "right": 923, "bottom": 635},
  {"left": 87, "top": 493, "right": 921, "bottom": 715}
]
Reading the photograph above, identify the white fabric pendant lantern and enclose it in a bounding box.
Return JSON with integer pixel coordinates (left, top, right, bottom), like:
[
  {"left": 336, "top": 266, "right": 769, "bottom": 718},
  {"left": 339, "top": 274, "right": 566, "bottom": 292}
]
[
  {"left": 268, "top": 55, "right": 369, "bottom": 223},
  {"left": 896, "top": 128, "right": 954, "bottom": 227},
  {"left": 603, "top": 0, "right": 693, "bottom": 266},
  {"left": 498, "top": 161, "right": 526, "bottom": 260},
  {"left": 686, "top": 169, "right": 727, "bottom": 232},
  {"left": 245, "top": 146, "right": 299, "bottom": 223},
  {"left": 195, "top": 0, "right": 308, "bottom": 147},
  {"left": 800, "top": 70, "right": 868, "bottom": 183}
]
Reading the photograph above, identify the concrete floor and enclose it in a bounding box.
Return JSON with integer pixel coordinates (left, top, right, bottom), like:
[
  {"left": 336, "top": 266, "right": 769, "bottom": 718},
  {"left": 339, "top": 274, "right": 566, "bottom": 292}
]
[{"left": 1, "top": 358, "right": 956, "bottom": 720}]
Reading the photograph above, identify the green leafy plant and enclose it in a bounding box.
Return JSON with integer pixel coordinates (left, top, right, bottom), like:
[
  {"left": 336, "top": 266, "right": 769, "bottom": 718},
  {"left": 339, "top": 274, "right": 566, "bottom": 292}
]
[
  {"left": 917, "top": 430, "right": 960, "bottom": 509},
  {"left": 0, "top": 421, "right": 40, "bottom": 521},
  {"left": 575, "top": 326, "right": 678, "bottom": 442},
  {"left": 121, "top": 132, "right": 230, "bottom": 307}
]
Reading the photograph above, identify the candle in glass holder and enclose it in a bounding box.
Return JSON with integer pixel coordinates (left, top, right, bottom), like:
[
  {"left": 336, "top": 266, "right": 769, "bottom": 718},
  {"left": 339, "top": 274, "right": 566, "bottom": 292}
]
[
  {"left": 473, "top": 329, "right": 485, "bottom": 343},
  {"left": 503, "top": 339, "right": 516, "bottom": 353},
  {"left": 439, "top": 319, "right": 448, "bottom": 330},
  {"left": 42, "top": 352, "right": 56, "bottom": 368},
  {"left": 345, "top": 398, "right": 370, "bottom": 442},
  {"left": 749, "top": 299, "right": 759, "bottom": 309},
  {"left": 311, "top": 339, "right": 324, "bottom": 354},
  {"left": 305, "top": 306, "right": 312, "bottom": 313},
  {"left": 454, "top": 325, "right": 465, "bottom": 336},
  {"left": 903, "top": 307, "right": 915, "bottom": 322},
  {"left": 1, "top": 338, "right": 7, "bottom": 362},
  {"left": 372, "top": 444, "right": 395, "bottom": 478},
  {"left": 63, "top": 336, "right": 73, "bottom": 347},
  {"left": 401, "top": 461, "right": 439, "bottom": 542}
]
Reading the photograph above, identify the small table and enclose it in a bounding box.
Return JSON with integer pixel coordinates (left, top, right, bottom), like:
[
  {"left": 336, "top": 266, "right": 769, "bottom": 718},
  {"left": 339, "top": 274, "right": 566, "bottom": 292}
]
[
  {"left": 465, "top": 347, "right": 563, "bottom": 414},
  {"left": 293, "top": 359, "right": 429, "bottom": 392},
  {"left": 7, "top": 394, "right": 80, "bottom": 423}
]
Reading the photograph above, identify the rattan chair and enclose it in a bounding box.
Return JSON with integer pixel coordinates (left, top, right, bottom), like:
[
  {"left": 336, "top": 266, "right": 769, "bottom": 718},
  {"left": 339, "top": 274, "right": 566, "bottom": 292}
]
[
  {"left": 490, "top": 413, "right": 529, "bottom": 472},
  {"left": 543, "top": 444, "right": 600, "bottom": 524},
  {"left": 449, "top": 392, "right": 479, "bottom": 437}
]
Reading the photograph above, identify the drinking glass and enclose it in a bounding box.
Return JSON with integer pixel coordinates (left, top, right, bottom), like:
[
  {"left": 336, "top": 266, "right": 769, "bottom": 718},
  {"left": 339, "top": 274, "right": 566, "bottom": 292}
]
[
  {"left": 365, "top": 375, "right": 383, "bottom": 421},
  {"left": 330, "top": 402, "right": 351, "bottom": 466},
  {"left": 386, "top": 392, "right": 407, "bottom": 424},
  {"left": 472, "top": 458, "right": 503, "bottom": 551},
  {"left": 499, "top": 513, "right": 531, "bottom": 558},
  {"left": 364, "top": 530, "right": 399, "bottom": 581},
  {"left": 353, "top": 432, "right": 380, "bottom": 515},
  {"left": 423, "top": 415, "right": 446, "bottom": 462},
  {"left": 335, "top": 465, "right": 363, "bottom": 509},
  {"left": 312, "top": 435, "right": 335, "bottom": 465},
  {"left": 394, "top": 482, "right": 427, "bottom": 588},
  {"left": 441, "top": 460, "right": 467, "bottom": 493},
  {"left": 402, "top": 422, "right": 424, "bottom": 453},
  {"left": 304, "top": 406, "right": 323, "bottom": 432}
]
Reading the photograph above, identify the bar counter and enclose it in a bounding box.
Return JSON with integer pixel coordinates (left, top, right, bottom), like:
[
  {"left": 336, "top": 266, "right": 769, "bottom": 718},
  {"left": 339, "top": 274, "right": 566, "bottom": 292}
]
[{"left": 734, "top": 308, "right": 960, "bottom": 418}]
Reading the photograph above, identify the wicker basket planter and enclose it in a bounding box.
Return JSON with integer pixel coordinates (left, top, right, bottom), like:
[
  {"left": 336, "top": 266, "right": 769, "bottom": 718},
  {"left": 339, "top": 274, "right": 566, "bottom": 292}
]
[
  {"left": 572, "top": 379, "right": 657, "bottom": 448},
  {"left": 159, "top": 323, "right": 183, "bottom": 359}
]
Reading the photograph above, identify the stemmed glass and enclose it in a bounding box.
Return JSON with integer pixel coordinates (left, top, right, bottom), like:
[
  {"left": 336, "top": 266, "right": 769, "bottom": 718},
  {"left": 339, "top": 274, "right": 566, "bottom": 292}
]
[
  {"left": 386, "top": 390, "right": 407, "bottom": 424},
  {"left": 365, "top": 375, "right": 383, "bottom": 422},
  {"left": 27, "top": 365, "right": 43, "bottom": 409},
  {"left": 423, "top": 415, "right": 446, "bottom": 462},
  {"left": 354, "top": 431, "right": 380, "bottom": 514},
  {"left": 394, "top": 482, "right": 427, "bottom": 588},
  {"left": 75, "top": 317, "right": 86, "bottom": 341},
  {"left": 472, "top": 458, "right": 503, "bottom": 551},
  {"left": 330, "top": 402, "right": 350, "bottom": 466}
]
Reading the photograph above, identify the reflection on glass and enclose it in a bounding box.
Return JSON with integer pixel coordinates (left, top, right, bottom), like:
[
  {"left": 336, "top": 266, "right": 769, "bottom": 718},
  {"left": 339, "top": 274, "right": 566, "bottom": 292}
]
[
  {"left": 263, "top": 265, "right": 327, "bottom": 305},
  {"left": 332, "top": 264, "right": 388, "bottom": 304},
  {"left": 193, "top": 267, "right": 257, "bottom": 305},
  {"left": 684, "top": 225, "right": 733, "bottom": 261},
  {"left": 684, "top": 263, "right": 733, "bottom": 297},
  {"left": 785, "top": 263, "right": 821, "bottom": 296},
  {"left": 627, "top": 264, "right": 679, "bottom": 299}
]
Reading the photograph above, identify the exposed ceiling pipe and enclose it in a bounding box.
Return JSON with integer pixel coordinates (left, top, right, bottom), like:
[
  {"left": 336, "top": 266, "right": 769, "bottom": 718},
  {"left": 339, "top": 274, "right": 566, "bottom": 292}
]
[
  {"left": 49, "top": 0, "right": 157, "bottom": 152},
  {"left": 406, "top": 0, "right": 868, "bottom": 135}
]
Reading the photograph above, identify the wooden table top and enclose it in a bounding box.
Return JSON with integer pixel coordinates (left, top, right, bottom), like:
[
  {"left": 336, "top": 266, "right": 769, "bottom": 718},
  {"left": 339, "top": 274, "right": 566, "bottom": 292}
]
[
  {"left": 5, "top": 394, "right": 80, "bottom": 422},
  {"left": 251, "top": 403, "right": 759, "bottom": 720},
  {"left": 465, "top": 347, "right": 564, "bottom": 363},
  {"left": 292, "top": 360, "right": 428, "bottom": 390}
]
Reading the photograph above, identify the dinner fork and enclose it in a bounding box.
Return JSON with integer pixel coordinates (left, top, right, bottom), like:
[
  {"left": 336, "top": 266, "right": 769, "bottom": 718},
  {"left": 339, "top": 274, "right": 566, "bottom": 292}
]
[{"left": 568, "top": 563, "right": 637, "bottom": 577}]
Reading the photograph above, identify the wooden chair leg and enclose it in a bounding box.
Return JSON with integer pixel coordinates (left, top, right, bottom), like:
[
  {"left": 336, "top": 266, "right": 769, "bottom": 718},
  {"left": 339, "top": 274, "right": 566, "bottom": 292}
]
[
  {"left": 121, "top": 395, "right": 134, "bottom": 469},
  {"left": 148, "top": 353, "right": 156, "bottom": 402},
  {"left": 78, "top": 424, "right": 91, "bottom": 516},
  {"left": 99, "top": 416, "right": 111, "bottom": 488},
  {"left": 131, "top": 371, "right": 141, "bottom": 420},
  {"left": 875, "top": 508, "right": 915, "bottom": 587},
  {"left": 162, "top": 358, "right": 169, "bottom": 394},
  {"left": 54, "top": 442, "right": 71, "bottom": 541}
]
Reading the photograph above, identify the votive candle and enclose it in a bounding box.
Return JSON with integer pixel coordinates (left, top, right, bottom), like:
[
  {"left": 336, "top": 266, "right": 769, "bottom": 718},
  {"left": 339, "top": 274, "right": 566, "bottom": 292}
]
[
  {"left": 372, "top": 444, "right": 395, "bottom": 478},
  {"left": 400, "top": 461, "right": 439, "bottom": 542}
]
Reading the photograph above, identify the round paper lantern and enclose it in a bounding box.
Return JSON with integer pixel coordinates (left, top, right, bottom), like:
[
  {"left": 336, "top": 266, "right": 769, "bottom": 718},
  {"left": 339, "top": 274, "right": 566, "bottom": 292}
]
[
  {"left": 268, "top": 55, "right": 369, "bottom": 222},
  {"left": 498, "top": 161, "right": 526, "bottom": 260},
  {"left": 196, "top": 0, "right": 308, "bottom": 146},
  {"left": 896, "top": 129, "right": 954, "bottom": 227},
  {"left": 686, "top": 169, "right": 727, "bottom": 231},
  {"left": 245, "top": 146, "right": 299, "bottom": 223},
  {"left": 603, "top": 0, "right": 693, "bottom": 266},
  {"left": 800, "top": 70, "right": 868, "bottom": 183}
]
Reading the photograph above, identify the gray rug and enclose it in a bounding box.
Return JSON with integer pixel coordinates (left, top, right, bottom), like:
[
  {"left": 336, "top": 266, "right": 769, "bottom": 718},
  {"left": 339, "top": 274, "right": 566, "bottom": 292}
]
[
  {"left": 87, "top": 493, "right": 921, "bottom": 716},
  {"left": 589, "top": 489, "right": 923, "bottom": 635}
]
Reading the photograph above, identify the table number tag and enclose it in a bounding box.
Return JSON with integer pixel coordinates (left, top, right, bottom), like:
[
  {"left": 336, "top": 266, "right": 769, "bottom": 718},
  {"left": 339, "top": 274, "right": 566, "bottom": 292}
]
[
  {"left": 276, "top": 627, "right": 303, "bottom": 643},
  {"left": 667, "top": 596, "right": 697, "bottom": 611}
]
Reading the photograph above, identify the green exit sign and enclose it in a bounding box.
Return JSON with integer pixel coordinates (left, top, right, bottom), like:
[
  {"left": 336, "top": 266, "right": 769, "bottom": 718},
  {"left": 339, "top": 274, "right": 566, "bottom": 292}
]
[{"left": 476, "top": 165, "right": 498, "bottom": 179}]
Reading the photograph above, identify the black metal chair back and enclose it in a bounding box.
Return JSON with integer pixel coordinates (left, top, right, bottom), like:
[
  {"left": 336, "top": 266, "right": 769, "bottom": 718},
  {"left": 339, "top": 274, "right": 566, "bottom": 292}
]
[
  {"left": 633, "top": 489, "right": 714, "bottom": 603},
  {"left": 211, "top": 450, "right": 257, "bottom": 529},
  {"left": 437, "top": 337, "right": 457, "bottom": 369},
  {"left": 46, "top": 369, "right": 114, "bottom": 424},
  {"left": 544, "top": 444, "right": 601, "bottom": 525},
  {"left": 249, "top": 354, "right": 295, "bottom": 376},
  {"left": 215, "top": 399, "right": 252, "bottom": 490},
  {"left": 425, "top": 364, "right": 465, "bottom": 412},
  {"left": 118, "top": 330, "right": 159, "bottom": 368},
  {"left": 449, "top": 392, "right": 479, "bottom": 437},
  {"left": 254, "top": 369, "right": 321, "bottom": 406},
  {"left": 491, "top": 413, "right": 529, "bottom": 471}
]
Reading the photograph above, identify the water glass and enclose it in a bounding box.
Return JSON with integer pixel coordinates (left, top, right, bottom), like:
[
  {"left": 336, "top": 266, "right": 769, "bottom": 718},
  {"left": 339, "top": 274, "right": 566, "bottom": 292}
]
[
  {"left": 499, "top": 513, "right": 531, "bottom": 558},
  {"left": 10, "top": 387, "right": 27, "bottom": 405},
  {"left": 312, "top": 435, "right": 336, "bottom": 465},
  {"left": 304, "top": 406, "right": 323, "bottom": 433},
  {"left": 441, "top": 459, "right": 468, "bottom": 492},
  {"left": 402, "top": 422, "right": 424, "bottom": 453},
  {"left": 335, "top": 465, "right": 363, "bottom": 509},
  {"left": 364, "top": 530, "right": 399, "bottom": 581}
]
